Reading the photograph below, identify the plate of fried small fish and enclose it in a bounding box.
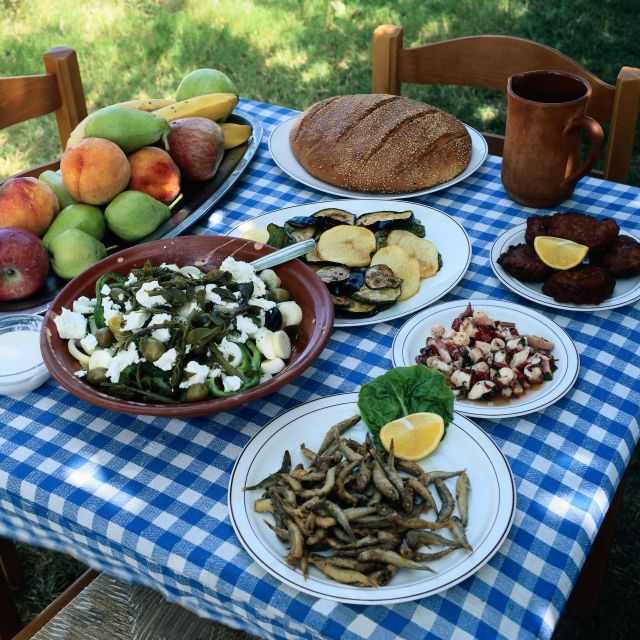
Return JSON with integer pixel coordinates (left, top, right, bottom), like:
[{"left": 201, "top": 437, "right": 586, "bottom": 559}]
[
  {"left": 491, "top": 213, "right": 640, "bottom": 311},
  {"left": 228, "top": 393, "right": 515, "bottom": 604}
]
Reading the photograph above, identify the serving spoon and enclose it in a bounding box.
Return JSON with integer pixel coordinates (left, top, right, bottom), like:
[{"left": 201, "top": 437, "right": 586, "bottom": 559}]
[{"left": 250, "top": 238, "right": 316, "bottom": 271}]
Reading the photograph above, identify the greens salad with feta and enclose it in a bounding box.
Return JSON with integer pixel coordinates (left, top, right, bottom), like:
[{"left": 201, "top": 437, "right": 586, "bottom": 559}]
[{"left": 53, "top": 257, "right": 303, "bottom": 404}]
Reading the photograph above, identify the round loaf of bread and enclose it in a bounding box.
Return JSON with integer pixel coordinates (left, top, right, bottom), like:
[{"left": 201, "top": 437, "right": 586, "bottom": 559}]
[{"left": 289, "top": 94, "right": 472, "bottom": 193}]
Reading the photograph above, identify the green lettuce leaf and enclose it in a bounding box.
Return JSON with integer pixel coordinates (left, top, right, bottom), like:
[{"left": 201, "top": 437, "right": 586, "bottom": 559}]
[{"left": 358, "top": 365, "right": 453, "bottom": 447}]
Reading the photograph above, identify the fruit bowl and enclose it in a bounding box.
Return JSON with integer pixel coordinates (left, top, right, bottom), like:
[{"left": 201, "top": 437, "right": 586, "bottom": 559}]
[{"left": 40, "top": 235, "right": 333, "bottom": 417}]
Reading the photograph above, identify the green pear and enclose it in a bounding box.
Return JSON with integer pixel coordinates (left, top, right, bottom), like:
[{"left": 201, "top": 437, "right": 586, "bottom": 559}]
[
  {"left": 43, "top": 204, "right": 105, "bottom": 250},
  {"left": 39, "top": 170, "right": 75, "bottom": 209},
  {"left": 50, "top": 229, "right": 106, "bottom": 279},
  {"left": 176, "top": 68, "right": 237, "bottom": 101},
  {"left": 105, "top": 191, "right": 171, "bottom": 241}
]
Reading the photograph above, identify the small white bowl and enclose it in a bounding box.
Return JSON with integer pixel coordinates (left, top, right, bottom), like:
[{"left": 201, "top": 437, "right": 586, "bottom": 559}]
[{"left": 0, "top": 314, "right": 50, "bottom": 396}]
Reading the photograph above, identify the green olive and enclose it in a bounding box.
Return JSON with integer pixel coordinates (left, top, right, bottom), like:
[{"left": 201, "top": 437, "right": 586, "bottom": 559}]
[
  {"left": 185, "top": 383, "right": 209, "bottom": 402},
  {"left": 272, "top": 287, "right": 291, "bottom": 302},
  {"left": 94, "top": 327, "right": 114, "bottom": 348},
  {"left": 86, "top": 368, "right": 107, "bottom": 385},
  {"left": 140, "top": 337, "right": 166, "bottom": 363},
  {"left": 107, "top": 314, "right": 124, "bottom": 341}
]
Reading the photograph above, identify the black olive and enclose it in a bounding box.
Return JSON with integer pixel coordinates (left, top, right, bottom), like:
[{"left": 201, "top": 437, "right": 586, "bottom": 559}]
[
  {"left": 237, "top": 282, "right": 254, "bottom": 300},
  {"left": 265, "top": 307, "right": 283, "bottom": 331}
]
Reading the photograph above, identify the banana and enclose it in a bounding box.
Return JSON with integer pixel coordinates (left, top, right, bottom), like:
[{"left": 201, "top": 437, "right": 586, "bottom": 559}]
[
  {"left": 221, "top": 123, "right": 252, "bottom": 149},
  {"left": 153, "top": 93, "right": 238, "bottom": 123},
  {"left": 66, "top": 98, "right": 174, "bottom": 148}
]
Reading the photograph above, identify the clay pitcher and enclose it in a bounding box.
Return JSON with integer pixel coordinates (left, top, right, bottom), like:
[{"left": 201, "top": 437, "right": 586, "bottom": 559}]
[{"left": 501, "top": 70, "right": 604, "bottom": 208}]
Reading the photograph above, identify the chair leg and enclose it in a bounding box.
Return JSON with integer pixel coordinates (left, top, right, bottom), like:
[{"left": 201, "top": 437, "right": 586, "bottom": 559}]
[
  {"left": 567, "top": 478, "right": 625, "bottom": 621},
  {"left": 0, "top": 567, "right": 22, "bottom": 640},
  {"left": 0, "top": 539, "right": 25, "bottom": 590}
]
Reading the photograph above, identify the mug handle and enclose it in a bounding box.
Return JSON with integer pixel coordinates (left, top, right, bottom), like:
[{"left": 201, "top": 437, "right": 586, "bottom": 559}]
[{"left": 562, "top": 115, "right": 604, "bottom": 187}]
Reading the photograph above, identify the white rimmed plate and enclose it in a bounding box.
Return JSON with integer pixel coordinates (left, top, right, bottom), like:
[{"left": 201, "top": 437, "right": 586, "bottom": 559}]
[
  {"left": 392, "top": 299, "right": 580, "bottom": 419},
  {"left": 268, "top": 116, "right": 488, "bottom": 200},
  {"left": 491, "top": 223, "right": 640, "bottom": 312},
  {"left": 226, "top": 199, "right": 471, "bottom": 328},
  {"left": 228, "top": 393, "right": 515, "bottom": 605}
]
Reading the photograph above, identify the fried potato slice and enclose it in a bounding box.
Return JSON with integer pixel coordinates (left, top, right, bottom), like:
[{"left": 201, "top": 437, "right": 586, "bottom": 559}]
[
  {"left": 317, "top": 225, "right": 376, "bottom": 267},
  {"left": 370, "top": 245, "right": 420, "bottom": 300},
  {"left": 387, "top": 230, "right": 439, "bottom": 278}
]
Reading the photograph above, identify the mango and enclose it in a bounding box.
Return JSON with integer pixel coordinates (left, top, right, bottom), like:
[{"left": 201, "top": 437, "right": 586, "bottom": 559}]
[
  {"left": 43, "top": 204, "right": 105, "bottom": 250},
  {"left": 50, "top": 229, "right": 106, "bottom": 279},
  {"left": 61, "top": 138, "right": 130, "bottom": 205},
  {"left": 39, "top": 170, "right": 76, "bottom": 209},
  {"left": 85, "top": 106, "right": 169, "bottom": 153},
  {"left": 176, "top": 68, "right": 237, "bottom": 101},
  {"left": 105, "top": 191, "right": 171, "bottom": 241}
]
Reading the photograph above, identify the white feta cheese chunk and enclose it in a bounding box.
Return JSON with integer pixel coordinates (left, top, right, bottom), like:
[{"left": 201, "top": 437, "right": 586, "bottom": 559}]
[
  {"left": 180, "top": 266, "right": 203, "bottom": 279},
  {"left": 54, "top": 308, "right": 87, "bottom": 340},
  {"left": 80, "top": 333, "right": 98, "bottom": 355},
  {"left": 74, "top": 369, "right": 87, "bottom": 378},
  {"left": 100, "top": 284, "right": 111, "bottom": 296},
  {"left": 208, "top": 367, "right": 222, "bottom": 381},
  {"left": 106, "top": 343, "right": 141, "bottom": 383},
  {"left": 148, "top": 313, "right": 172, "bottom": 343},
  {"left": 72, "top": 296, "right": 96, "bottom": 315},
  {"left": 218, "top": 337, "right": 243, "bottom": 367},
  {"left": 236, "top": 315, "right": 260, "bottom": 340},
  {"left": 255, "top": 328, "right": 276, "bottom": 360},
  {"left": 153, "top": 347, "right": 177, "bottom": 372},
  {"left": 251, "top": 275, "right": 267, "bottom": 298},
  {"left": 249, "top": 297, "right": 276, "bottom": 310},
  {"left": 122, "top": 310, "right": 149, "bottom": 332},
  {"left": 125, "top": 273, "right": 138, "bottom": 286},
  {"left": 88, "top": 349, "right": 113, "bottom": 371},
  {"left": 221, "top": 374, "right": 242, "bottom": 392},
  {"left": 160, "top": 263, "right": 181, "bottom": 273},
  {"left": 261, "top": 358, "right": 285, "bottom": 375},
  {"left": 101, "top": 296, "right": 120, "bottom": 323},
  {"left": 179, "top": 360, "right": 211, "bottom": 389},
  {"left": 204, "top": 286, "right": 222, "bottom": 305},
  {"left": 220, "top": 256, "right": 255, "bottom": 283},
  {"left": 135, "top": 281, "right": 165, "bottom": 309}
]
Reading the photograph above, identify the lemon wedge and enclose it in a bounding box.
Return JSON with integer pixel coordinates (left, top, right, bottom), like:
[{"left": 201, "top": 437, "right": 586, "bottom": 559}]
[
  {"left": 379, "top": 412, "right": 445, "bottom": 461},
  {"left": 534, "top": 235, "right": 588, "bottom": 270}
]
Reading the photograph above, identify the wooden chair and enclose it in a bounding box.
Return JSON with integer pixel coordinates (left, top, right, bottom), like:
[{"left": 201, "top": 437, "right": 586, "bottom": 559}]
[
  {"left": 372, "top": 27, "right": 640, "bottom": 183},
  {"left": 0, "top": 46, "right": 87, "bottom": 179}
]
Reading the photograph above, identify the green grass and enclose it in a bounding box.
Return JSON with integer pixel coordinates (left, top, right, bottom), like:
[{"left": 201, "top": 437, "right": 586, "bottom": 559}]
[
  {"left": 3, "top": 0, "right": 640, "bottom": 635},
  {"left": 1, "top": 0, "right": 638, "bottom": 181}
]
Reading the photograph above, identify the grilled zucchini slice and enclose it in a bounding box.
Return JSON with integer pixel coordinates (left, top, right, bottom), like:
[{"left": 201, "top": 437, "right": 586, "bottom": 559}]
[{"left": 355, "top": 210, "right": 415, "bottom": 231}]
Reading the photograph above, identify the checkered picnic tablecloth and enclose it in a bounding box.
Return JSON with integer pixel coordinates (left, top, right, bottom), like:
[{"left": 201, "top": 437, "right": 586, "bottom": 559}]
[{"left": 1, "top": 98, "right": 639, "bottom": 640}]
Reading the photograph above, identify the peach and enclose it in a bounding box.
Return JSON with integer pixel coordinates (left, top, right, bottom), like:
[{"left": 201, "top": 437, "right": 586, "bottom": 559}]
[
  {"left": 128, "top": 147, "right": 181, "bottom": 203},
  {"left": 0, "top": 177, "right": 59, "bottom": 236},
  {"left": 60, "top": 137, "right": 130, "bottom": 205}
]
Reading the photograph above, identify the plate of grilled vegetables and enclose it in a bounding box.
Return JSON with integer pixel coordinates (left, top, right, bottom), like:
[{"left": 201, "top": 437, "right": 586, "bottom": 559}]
[
  {"left": 491, "top": 212, "right": 640, "bottom": 311},
  {"left": 227, "top": 199, "right": 471, "bottom": 327},
  {"left": 228, "top": 388, "right": 515, "bottom": 604}
]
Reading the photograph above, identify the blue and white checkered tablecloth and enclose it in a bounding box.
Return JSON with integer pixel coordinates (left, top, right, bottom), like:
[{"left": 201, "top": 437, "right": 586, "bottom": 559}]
[{"left": 1, "top": 98, "right": 639, "bottom": 640}]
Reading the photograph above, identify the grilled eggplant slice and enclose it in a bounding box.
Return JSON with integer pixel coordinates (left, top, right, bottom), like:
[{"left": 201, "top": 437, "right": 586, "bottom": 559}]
[
  {"left": 365, "top": 264, "right": 401, "bottom": 289},
  {"left": 356, "top": 210, "right": 415, "bottom": 231},
  {"left": 285, "top": 221, "right": 316, "bottom": 243},
  {"left": 352, "top": 286, "right": 401, "bottom": 305},
  {"left": 331, "top": 295, "right": 352, "bottom": 307},
  {"left": 336, "top": 299, "right": 378, "bottom": 318},
  {"left": 315, "top": 265, "right": 351, "bottom": 285},
  {"left": 332, "top": 270, "right": 366, "bottom": 297},
  {"left": 313, "top": 208, "right": 356, "bottom": 227},
  {"left": 287, "top": 216, "right": 318, "bottom": 228},
  {"left": 317, "top": 225, "right": 376, "bottom": 267},
  {"left": 371, "top": 246, "right": 421, "bottom": 301}
]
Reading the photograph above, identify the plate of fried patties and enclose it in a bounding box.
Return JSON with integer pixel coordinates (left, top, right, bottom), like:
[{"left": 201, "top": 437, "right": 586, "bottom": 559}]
[{"left": 491, "top": 212, "right": 640, "bottom": 311}]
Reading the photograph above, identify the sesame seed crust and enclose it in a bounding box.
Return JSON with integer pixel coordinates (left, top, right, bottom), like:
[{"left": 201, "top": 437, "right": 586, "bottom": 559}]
[{"left": 289, "top": 94, "right": 472, "bottom": 193}]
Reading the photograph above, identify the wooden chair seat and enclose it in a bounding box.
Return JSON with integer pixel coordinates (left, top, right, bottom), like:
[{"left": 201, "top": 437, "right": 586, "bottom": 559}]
[{"left": 372, "top": 27, "right": 640, "bottom": 182}]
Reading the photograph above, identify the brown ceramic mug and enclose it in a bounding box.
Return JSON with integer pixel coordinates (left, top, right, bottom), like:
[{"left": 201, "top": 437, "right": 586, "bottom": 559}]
[{"left": 501, "top": 70, "right": 604, "bottom": 208}]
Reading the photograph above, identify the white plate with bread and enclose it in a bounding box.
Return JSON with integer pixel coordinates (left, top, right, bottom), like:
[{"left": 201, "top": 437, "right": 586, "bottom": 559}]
[
  {"left": 227, "top": 199, "right": 472, "bottom": 328},
  {"left": 269, "top": 94, "right": 488, "bottom": 200}
]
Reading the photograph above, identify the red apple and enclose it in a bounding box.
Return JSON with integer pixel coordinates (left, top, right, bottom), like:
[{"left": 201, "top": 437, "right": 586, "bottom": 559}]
[
  {"left": 166, "top": 117, "right": 224, "bottom": 182},
  {"left": 0, "top": 228, "right": 50, "bottom": 301}
]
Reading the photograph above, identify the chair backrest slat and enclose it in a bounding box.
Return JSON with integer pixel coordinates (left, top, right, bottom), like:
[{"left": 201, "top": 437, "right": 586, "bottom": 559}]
[{"left": 0, "top": 74, "right": 61, "bottom": 129}]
